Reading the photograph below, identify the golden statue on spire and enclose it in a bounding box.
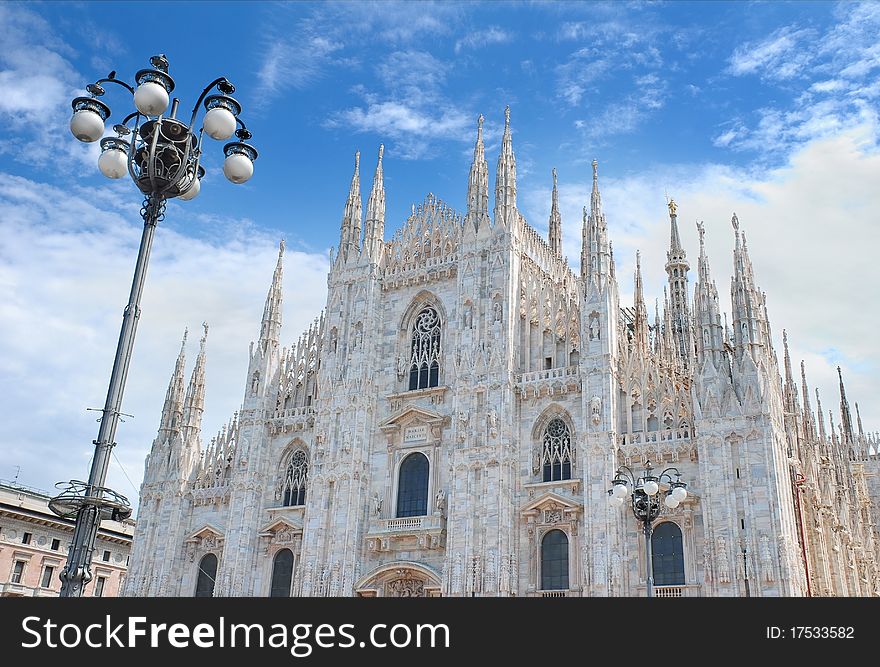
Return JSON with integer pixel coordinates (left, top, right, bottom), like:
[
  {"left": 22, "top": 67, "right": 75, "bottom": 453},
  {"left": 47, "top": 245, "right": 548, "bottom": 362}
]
[{"left": 668, "top": 198, "right": 677, "bottom": 216}]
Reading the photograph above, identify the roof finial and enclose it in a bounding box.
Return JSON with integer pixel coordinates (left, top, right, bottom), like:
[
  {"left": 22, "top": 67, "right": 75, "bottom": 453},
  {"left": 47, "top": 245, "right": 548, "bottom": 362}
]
[
  {"left": 504, "top": 105, "right": 510, "bottom": 128},
  {"left": 668, "top": 198, "right": 677, "bottom": 217},
  {"left": 731, "top": 212, "right": 739, "bottom": 231}
]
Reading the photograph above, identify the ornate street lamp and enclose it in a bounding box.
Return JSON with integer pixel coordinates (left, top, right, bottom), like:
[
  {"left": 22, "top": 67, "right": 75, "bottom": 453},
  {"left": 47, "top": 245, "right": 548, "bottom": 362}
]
[
  {"left": 50, "top": 54, "right": 257, "bottom": 597},
  {"left": 607, "top": 460, "right": 688, "bottom": 597}
]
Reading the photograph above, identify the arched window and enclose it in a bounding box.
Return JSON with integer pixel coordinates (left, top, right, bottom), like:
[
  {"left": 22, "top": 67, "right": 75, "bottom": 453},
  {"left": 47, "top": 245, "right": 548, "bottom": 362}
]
[
  {"left": 408, "top": 306, "right": 441, "bottom": 390},
  {"left": 270, "top": 549, "right": 294, "bottom": 597},
  {"left": 195, "top": 553, "right": 217, "bottom": 597},
  {"left": 652, "top": 522, "right": 685, "bottom": 586},
  {"left": 541, "top": 418, "right": 572, "bottom": 482},
  {"left": 541, "top": 530, "right": 569, "bottom": 590},
  {"left": 396, "top": 452, "right": 429, "bottom": 518},
  {"left": 281, "top": 450, "right": 308, "bottom": 507}
]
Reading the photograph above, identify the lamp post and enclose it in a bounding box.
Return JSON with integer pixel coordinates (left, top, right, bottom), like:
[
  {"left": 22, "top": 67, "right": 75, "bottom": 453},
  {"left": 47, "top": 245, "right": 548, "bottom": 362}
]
[
  {"left": 607, "top": 460, "right": 688, "bottom": 597},
  {"left": 49, "top": 54, "right": 258, "bottom": 597}
]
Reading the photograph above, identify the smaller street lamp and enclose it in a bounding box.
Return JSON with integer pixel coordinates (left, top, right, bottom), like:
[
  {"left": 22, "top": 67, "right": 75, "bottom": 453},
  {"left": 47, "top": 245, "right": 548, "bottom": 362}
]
[{"left": 607, "top": 460, "right": 688, "bottom": 597}]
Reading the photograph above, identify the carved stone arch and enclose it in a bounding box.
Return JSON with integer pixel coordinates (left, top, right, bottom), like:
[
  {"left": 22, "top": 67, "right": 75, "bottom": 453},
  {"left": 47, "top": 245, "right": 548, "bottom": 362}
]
[
  {"left": 531, "top": 404, "right": 576, "bottom": 442},
  {"left": 532, "top": 404, "right": 576, "bottom": 480},
  {"left": 355, "top": 561, "right": 442, "bottom": 597},
  {"left": 276, "top": 440, "right": 310, "bottom": 506},
  {"left": 399, "top": 290, "right": 448, "bottom": 333}
]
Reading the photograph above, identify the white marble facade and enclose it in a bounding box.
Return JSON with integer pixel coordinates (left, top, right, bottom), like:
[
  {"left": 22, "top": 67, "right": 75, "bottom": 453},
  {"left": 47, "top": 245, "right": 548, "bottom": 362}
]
[{"left": 123, "top": 110, "right": 880, "bottom": 598}]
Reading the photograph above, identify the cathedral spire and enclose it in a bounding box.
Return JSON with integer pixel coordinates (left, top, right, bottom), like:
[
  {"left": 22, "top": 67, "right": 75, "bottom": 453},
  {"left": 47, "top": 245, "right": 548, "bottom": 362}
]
[
  {"left": 338, "top": 151, "right": 362, "bottom": 262},
  {"left": 693, "top": 221, "right": 724, "bottom": 367},
  {"left": 580, "top": 160, "right": 612, "bottom": 292},
  {"left": 590, "top": 157, "right": 602, "bottom": 220},
  {"left": 632, "top": 251, "right": 649, "bottom": 351},
  {"left": 548, "top": 168, "right": 562, "bottom": 257},
  {"left": 182, "top": 323, "right": 208, "bottom": 438},
  {"left": 816, "top": 389, "right": 827, "bottom": 442},
  {"left": 158, "top": 328, "right": 187, "bottom": 435},
  {"left": 654, "top": 298, "right": 662, "bottom": 356},
  {"left": 494, "top": 105, "right": 517, "bottom": 227},
  {"left": 782, "top": 330, "right": 799, "bottom": 414},
  {"left": 364, "top": 144, "right": 386, "bottom": 263},
  {"left": 665, "top": 199, "right": 691, "bottom": 367},
  {"left": 466, "top": 114, "right": 490, "bottom": 231},
  {"left": 260, "top": 240, "right": 284, "bottom": 346},
  {"left": 730, "top": 213, "right": 767, "bottom": 359},
  {"left": 856, "top": 402, "right": 865, "bottom": 439},
  {"left": 800, "top": 360, "right": 816, "bottom": 443},
  {"left": 838, "top": 366, "right": 855, "bottom": 453}
]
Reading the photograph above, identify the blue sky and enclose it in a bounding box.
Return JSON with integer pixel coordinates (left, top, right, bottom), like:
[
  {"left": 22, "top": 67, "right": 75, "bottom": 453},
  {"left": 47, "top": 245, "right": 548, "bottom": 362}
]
[{"left": 1, "top": 1, "right": 879, "bottom": 504}]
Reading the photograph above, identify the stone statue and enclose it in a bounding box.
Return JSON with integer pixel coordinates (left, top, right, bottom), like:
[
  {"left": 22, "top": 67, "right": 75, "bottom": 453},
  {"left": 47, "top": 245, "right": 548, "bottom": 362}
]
[
  {"left": 372, "top": 492, "right": 382, "bottom": 517},
  {"left": 435, "top": 488, "right": 446, "bottom": 514},
  {"left": 397, "top": 354, "right": 408, "bottom": 378},
  {"left": 590, "top": 395, "right": 601, "bottom": 425},
  {"left": 667, "top": 198, "right": 677, "bottom": 216},
  {"left": 493, "top": 301, "right": 502, "bottom": 322}
]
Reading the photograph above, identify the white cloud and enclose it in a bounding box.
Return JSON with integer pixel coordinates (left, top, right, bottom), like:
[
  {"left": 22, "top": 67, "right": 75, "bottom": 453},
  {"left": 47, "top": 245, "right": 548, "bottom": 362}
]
[
  {"left": 0, "top": 4, "right": 98, "bottom": 171},
  {"left": 454, "top": 26, "right": 513, "bottom": 54},
  {"left": 253, "top": 2, "right": 461, "bottom": 106},
  {"left": 728, "top": 26, "right": 815, "bottom": 80},
  {"left": 520, "top": 120, "right": 880, "bottom": 432},
  {"left": 330, "top": 102, "right": 471, "bottom": 160},
  {"left": 574, "top": 73, "right": 668, "bottom": 140},
  {"left": 329, "top": 50, "right": 473, "bottom": 159},
  {"left": 0, "top": 173, "right": 328, "bottom": 508},
  {"left": 722, "top": 5, "right": 880, "bottom": 157}
]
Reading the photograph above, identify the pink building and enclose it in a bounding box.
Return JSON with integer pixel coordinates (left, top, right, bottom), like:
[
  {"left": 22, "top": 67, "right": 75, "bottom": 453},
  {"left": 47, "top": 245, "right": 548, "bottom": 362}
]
[{"left": 0, "top": 480, "right": 134, "bottom": 597}]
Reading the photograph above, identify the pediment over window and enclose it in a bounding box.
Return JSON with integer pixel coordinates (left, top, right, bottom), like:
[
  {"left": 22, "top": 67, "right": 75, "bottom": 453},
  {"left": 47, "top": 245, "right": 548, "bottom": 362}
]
[
  {"left": 520, "top": 492, "right": 582, "bottom": 521},
  {"left": 184, "top": 525, "right": 225, "bottom": 561},
  {"left": 258, "top": 517, "right": 303, "bottom": 538},
  {"left": 185, "top": 524, "right": 224, "bottom": 544},
  {"left": 379, "top": 406, "right": 450, "bottom": 444}
]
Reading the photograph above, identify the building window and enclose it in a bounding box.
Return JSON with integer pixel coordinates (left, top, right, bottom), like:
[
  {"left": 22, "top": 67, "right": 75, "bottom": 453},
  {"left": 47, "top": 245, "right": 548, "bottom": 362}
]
[
  {"left": 541, "top": 418, "right": 572, "bottom": 482},
  {"left": 270, "top": 549, "right": 294, "bottom": 597},
  {"left": 281, "top": 450, "right": 309, "bottom": 507},
  {"left": 396, "top": 452, "right": 429, "bottom": 518},
  {"left": 40, "top": 566, "right": 55, "bottom": 589},
  {"left": 102, "top": 550, "right": 111, "bottom": 562},
  {"left": 652, "top": 522, "right": 685, "bottom": 586},
  {"left": 94, "top": 576, "right": 106, "bottom": 597},
  {"left": 408, "top": 306, "right": 441, "bottom": 390},
  {"left": 22, "top": 532, "right": 32, "bottom": 545},
  {"left": 51, "top": 538, "right": 60, "bottom": 551},
  {"left": 11, "top": 560, "right": 26, "bottom": 584},
  {"left": 541, "top": 530, "right": 569, "bottom": 590},
  {"left": 195, "top": 553, "right": 218, "bottom": 597}
]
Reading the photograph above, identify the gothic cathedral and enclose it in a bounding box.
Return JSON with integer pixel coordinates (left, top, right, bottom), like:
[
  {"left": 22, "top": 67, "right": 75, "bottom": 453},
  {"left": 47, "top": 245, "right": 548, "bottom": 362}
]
[{"left": 124, "top": 109, "right": 880, "bottom": 598}]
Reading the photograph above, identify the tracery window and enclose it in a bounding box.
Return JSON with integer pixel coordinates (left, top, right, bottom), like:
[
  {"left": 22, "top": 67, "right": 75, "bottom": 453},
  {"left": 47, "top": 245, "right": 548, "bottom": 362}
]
[
  {"left": 541, "top": 529, "right": 569, "bottom": 590},
  {"left": 281, "top": 450, "right": 308, "bottom": 507},
  {"left": 408, "top": 306, "right": 441, "bottom": 390},
  {"left": 541, "top": 418, "right": 572, "bottom": 482},
  {"left": 195, "top": 553, "right": 217, "bottom": 597},
  {"left": 652, "top": 522, "right": 685, "bottom": 586}
]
